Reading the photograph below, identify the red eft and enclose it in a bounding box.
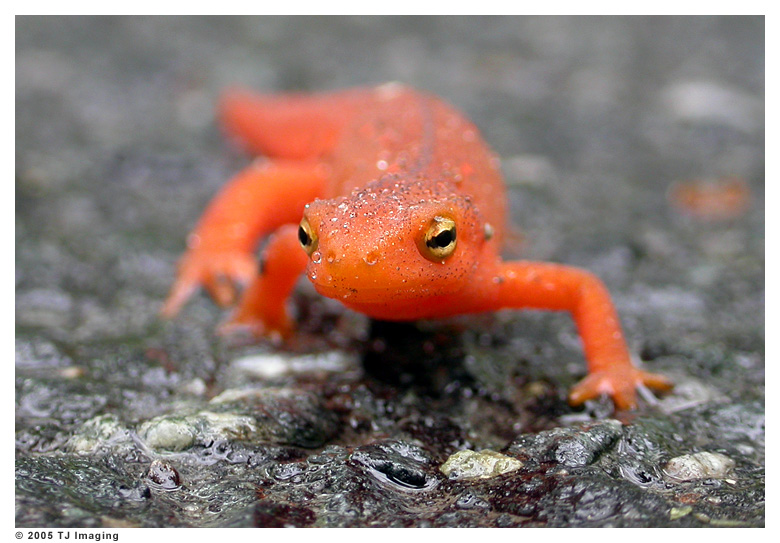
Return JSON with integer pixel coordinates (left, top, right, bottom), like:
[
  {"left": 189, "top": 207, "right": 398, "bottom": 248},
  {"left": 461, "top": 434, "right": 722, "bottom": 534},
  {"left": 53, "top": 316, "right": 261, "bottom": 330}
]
[{"left": 162, "top": 83, "right": 671, "bottom": 410}]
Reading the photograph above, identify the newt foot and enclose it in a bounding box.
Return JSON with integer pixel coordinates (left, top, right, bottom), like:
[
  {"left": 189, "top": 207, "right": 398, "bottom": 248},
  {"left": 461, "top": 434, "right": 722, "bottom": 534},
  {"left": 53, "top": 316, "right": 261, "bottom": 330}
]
[
  {"left": 569, "top": 366, "right": 673, "bottom": 410},
  {"left": 217, "top": 297, "right": 293, "bottom": 342},
  {"left": 161, "top": 251, "right": 258, "bottom": 317}
]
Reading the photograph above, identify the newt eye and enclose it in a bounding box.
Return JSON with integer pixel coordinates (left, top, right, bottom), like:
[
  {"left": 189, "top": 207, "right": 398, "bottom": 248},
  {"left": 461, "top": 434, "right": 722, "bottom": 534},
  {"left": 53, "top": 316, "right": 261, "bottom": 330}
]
[
  {"left": 419, "top": 216, "right": 457, "bottom": 261},
  {"left": 298, "top": 217, "right": 318, "bottom": 256}
]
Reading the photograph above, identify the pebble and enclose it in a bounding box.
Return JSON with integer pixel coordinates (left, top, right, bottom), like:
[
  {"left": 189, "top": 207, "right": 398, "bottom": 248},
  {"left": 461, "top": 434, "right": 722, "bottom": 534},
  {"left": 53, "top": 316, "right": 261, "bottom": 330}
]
[
  {"left": 440, "top": 449, "right": 523, "bottom": 480},
  {"left": 663, "top": 451, "right": 736, "bottom": 482}
]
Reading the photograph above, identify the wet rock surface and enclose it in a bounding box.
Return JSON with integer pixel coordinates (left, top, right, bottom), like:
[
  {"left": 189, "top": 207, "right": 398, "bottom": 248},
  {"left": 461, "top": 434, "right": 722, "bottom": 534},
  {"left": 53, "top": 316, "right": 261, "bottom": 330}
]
[{"left": 16, "top": 17, "right": 763, "bottom": 527}]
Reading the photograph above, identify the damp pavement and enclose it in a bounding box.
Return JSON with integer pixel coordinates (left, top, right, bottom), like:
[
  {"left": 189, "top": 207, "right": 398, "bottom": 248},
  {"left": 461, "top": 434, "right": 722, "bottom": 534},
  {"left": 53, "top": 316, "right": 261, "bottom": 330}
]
[{"left": 15, "top": 16, "right": 764, "bottom": 527}]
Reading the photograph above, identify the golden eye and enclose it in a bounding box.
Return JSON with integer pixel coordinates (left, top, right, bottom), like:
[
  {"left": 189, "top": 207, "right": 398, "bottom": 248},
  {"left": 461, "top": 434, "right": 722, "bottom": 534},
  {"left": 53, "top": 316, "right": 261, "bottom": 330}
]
[
  {"left": 419, "top": 216, "right": 457, "bottom": 261},
  {"left": 298, "top": 217, "right": 318, "bottom": 256}
]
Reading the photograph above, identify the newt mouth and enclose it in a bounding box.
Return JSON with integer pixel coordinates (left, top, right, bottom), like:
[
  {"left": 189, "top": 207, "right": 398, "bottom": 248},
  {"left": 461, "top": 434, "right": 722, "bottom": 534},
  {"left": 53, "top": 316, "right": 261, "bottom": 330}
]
[
  {"left": 308, "top": 276, "right": 377, "bottom": 302},
  {"left": 307, "top": 270, "right": 427, "bottom": 305}
]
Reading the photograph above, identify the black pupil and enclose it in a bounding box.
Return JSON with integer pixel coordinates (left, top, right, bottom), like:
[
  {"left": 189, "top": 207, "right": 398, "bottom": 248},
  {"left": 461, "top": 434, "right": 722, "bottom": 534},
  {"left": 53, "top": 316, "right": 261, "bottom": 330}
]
[
  {"left": 298, "top": 226, "right": 310, "bottom": 247},
  {"left": 428, "top": 228, "right": 455, "bottom": 249}
]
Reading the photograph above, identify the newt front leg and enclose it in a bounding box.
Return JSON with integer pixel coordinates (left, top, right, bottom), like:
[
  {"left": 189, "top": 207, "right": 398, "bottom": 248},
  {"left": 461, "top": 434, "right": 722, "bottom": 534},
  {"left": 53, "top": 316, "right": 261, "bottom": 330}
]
[
  {"left": 218, "top": 223, "right": 310, "bottom": 339},
  {"left": 480, "top": 260, "right": 672, "bottom": 409},
  {"left": 161, "top": 159, "right": 327, "bottom": 319}
]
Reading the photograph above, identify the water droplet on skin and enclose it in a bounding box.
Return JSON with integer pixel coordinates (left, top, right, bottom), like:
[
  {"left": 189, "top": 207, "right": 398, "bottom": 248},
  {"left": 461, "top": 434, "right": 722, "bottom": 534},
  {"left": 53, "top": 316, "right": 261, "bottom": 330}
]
[
  {"left": 375, "top": 81, "right": 405, "bottom": 100},
  {"left": 376, "top": 160, "right": 388, "bottom": 171},
  {"left": 363, "top": 249, "right": 379, "bottom": 266},
  {"left": 312, "top": 251, "right": 322, "bottom": 264},
  {"left": 186, "top": 233, "right": 202, "bottom": 249}
]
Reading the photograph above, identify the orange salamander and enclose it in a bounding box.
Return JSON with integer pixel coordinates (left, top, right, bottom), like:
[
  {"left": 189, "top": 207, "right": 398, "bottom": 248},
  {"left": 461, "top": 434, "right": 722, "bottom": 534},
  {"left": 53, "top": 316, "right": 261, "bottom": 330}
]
[{"left": 162, "top": 83, "right": 671, "bottom": 410}]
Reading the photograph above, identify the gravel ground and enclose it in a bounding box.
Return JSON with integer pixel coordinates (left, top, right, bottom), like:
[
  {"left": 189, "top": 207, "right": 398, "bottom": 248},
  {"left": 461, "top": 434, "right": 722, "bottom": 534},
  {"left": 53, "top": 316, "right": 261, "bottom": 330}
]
[{"left": 16, "top": 16, "right": 764, "bottom": 527}]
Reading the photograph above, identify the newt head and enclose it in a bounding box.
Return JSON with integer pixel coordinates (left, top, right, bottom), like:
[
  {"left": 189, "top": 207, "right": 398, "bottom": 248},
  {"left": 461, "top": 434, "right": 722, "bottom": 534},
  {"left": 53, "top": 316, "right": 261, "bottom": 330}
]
[{"left": 297, "top": 177, "right": 492, "bottom": 307}]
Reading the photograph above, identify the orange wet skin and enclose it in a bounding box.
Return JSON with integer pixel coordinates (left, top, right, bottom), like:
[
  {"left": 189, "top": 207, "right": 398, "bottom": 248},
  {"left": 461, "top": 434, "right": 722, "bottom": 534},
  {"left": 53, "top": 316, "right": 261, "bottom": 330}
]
[{"left": 162, "top": 83, "right": 672, "bottom": 410}]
